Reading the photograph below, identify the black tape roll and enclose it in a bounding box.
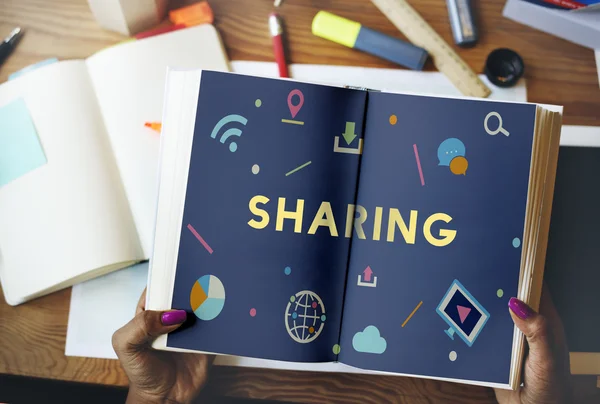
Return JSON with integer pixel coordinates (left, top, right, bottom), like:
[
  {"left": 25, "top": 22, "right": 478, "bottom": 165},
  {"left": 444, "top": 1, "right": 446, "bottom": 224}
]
[{"left": 485, "top": 48, "right": 525, "bottom": 88}]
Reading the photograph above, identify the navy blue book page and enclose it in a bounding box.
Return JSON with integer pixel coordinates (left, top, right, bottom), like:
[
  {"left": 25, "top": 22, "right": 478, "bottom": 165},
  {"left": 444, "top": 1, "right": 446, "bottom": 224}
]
[
  {"left": 339, "top": 92, "right": 536, "bottom": 384},
  {"left": 167, "top": 71, "right": 367, "bottom": 362}
]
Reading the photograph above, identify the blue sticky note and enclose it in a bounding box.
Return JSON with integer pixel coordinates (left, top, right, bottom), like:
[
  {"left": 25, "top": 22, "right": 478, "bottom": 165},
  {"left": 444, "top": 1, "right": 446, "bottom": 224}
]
[{"left": 0, "top": 99, "right": 47, "bottom": 188}]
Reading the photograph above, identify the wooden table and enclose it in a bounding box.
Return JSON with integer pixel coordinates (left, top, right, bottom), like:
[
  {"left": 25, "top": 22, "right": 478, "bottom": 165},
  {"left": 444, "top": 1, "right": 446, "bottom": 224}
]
[{"left": 1, "top": 0, "right": 599, "bottom": 402}]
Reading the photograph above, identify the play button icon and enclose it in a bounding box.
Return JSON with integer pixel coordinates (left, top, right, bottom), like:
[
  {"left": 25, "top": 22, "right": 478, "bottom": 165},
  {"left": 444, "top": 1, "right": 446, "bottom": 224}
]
[{"left": 457, "top": 305, "right": 471, "bottom": 323}]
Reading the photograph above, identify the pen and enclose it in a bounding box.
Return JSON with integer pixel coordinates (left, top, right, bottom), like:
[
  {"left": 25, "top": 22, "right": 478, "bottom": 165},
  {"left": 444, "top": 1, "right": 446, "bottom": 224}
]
[
  {"left": 269, "top": 13, "right": 289, "bottom": 78},
  {"left": 0, "top": 27, "right": 24, "bottom": 67},
  {"left": 445, "top": 0, "right": 478, "bottom": 47}
]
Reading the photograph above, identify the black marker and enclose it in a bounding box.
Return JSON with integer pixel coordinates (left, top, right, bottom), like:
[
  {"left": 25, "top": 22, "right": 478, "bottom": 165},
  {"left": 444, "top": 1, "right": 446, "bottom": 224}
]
[{"left": 0, "top": 28, "right": 24, "bottom": 67}]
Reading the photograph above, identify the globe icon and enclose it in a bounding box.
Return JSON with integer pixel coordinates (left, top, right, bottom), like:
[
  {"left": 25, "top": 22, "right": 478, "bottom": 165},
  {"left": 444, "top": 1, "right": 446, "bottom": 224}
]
[{"left": 285, "top": 290, "right": 326, "bottom": 343}]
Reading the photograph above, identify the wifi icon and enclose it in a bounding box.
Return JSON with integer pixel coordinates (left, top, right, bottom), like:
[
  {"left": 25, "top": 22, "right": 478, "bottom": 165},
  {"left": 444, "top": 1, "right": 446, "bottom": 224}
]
[{"left": 210, "top": 114, "right": 248, "bottom": 152}]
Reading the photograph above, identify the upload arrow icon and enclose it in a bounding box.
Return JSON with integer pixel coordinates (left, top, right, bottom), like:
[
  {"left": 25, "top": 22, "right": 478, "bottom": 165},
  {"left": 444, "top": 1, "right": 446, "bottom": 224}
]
[{"left": 357, "top": 266, "right": 377, "bottom": 288}]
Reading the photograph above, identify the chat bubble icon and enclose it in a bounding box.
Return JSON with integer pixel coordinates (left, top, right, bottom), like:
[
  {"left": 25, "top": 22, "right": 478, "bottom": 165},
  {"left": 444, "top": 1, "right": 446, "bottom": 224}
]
[
  {"left": 450, "top": 156, "right": 468, "bottom": 175},
  {"left": 437, "top": 138, "right": 466, "bottom": 166}
]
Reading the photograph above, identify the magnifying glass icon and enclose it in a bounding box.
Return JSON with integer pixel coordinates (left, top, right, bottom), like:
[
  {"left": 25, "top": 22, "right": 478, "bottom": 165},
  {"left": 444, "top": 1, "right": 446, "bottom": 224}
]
[{"left": 484, "top": 112, "right": 510, "bottom": 137}]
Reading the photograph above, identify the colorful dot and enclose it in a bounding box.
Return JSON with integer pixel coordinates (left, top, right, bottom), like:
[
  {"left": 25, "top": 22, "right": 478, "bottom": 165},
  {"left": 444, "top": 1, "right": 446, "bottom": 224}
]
[
  {"left": 292, "top": 312, "right": 298, "bottom": 319},
  {"left": 249, "top": 308, "right": 256, "bottom": 317},
  {"left": 497, "top": 289, "right": 504, "bottom": 298},
  {"left": 389, "top": 114, "right": 398, "bottom": 125},
  {"left": 449, "top": 351, "right": 457, "bottom": 361},
  {"left": 512, "top": 237, "right": 521, "bottom": 248},
  {"left": 290, "top": 295, "right": 295, "bottom": 303},
  {"left": 321, "top": 315, "right": 326, "bottom": 322},
  {"left": 332, "top": 344, "right": 341, "bottom": 354},
  {"left": 312, "top": 301, "right": 317, "bottom": 309},
  {"left": 284, "top": 266, "right": 291, "bottom": 275},
  {"left": 255, "top": 99, "right": 262, "bottom": 108},
  {"left": 251, "top": 164, "right": 260, "bottom": 174},
  {"left": 309, "top": 326, "right": 315, "bottom": 333},
  {"left": 229, "top": 143, "right": 237, "bottom": 152}
]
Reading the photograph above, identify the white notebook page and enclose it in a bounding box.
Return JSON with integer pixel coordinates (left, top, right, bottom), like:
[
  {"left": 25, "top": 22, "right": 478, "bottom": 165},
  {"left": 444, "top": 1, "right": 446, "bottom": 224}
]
[
  {"left": 86, "top": 25, "right": 231, "bottom": 258},
  {"left": 0, "top": 61, "right": 142, "bottom": 305}
]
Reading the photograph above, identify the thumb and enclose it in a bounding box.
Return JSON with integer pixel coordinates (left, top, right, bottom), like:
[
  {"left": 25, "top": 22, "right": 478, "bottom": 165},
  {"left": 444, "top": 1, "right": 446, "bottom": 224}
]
[
  {"left": 508, "top": 297, "right": 553, "bottom": 369},
  {"left": 112, "top": 309, "right": 187, "bottom": 354}
]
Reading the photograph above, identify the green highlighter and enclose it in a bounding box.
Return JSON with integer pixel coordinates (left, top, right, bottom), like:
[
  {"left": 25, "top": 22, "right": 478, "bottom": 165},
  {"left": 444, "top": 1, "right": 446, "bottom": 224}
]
[{"left": 312, "top": 11, "right": 428, "bottom": 71}]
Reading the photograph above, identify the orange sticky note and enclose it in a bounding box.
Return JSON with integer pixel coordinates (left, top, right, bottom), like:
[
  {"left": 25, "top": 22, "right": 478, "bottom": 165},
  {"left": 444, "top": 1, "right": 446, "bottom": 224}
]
[{"left": 169, "top": 2, "right": 214, "bottom": 27}]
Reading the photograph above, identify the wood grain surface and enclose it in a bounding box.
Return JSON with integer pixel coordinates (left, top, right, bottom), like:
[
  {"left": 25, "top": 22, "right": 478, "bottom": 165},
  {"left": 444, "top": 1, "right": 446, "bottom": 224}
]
[{"left": 1, "top": 0, "right": 599, "bottom": 403}]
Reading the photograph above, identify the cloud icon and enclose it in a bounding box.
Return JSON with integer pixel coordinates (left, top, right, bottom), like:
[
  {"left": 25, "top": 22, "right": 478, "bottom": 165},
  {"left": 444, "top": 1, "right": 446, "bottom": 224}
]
[{"left": 352, "top": 325, "right": 387, "bottom": 354}]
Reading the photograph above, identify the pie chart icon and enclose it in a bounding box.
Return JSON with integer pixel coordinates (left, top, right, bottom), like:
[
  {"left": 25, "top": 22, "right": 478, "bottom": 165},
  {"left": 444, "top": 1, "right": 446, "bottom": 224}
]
[{"left": 190, "top": 275, "right": 225, "bottom": 320}]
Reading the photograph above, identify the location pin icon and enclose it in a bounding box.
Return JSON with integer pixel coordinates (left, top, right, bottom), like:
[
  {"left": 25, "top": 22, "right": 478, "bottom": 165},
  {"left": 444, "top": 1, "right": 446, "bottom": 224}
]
[{"left": 287, "top": 89, "right": 304, "bottom": 119}]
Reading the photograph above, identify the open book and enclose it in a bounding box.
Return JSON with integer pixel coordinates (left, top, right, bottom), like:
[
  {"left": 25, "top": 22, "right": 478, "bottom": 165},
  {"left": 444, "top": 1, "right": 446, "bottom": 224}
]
[
  {"left": 147, "top": 70, "right": 563, "bottom": 389},
  {"left": 0, "top": 25, "right": 230, "bottom": 305}
]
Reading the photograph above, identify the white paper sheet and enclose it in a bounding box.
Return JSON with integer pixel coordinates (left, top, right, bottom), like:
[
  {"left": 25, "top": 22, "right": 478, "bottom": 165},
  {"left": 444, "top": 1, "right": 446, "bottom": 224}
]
[
  {"left": 560, "top": 125, "right": 600, "bottom": 147},
  {"left": 66, "top": 262, "right": 148, "bottom": 359},
  {"left": 230, "top": 61, "right": 528, "bottom": 102},
  {"left": 66, "top": 62, "right": 528, "bottom": 367}
]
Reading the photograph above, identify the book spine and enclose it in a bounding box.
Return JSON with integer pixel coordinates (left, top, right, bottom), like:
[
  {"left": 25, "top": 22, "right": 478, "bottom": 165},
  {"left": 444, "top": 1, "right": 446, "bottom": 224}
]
[{"left": 541, "top": 0, "right": 585, "bottom": 9}]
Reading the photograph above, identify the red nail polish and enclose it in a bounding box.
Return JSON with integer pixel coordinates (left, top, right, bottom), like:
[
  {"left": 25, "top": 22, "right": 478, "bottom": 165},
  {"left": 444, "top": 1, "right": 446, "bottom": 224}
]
[
  {"left": 161, "top": 310, "right": 187, "bottom": 326},
  {"left": 508, "top": 297, "right": 535, "bottom": 320}
]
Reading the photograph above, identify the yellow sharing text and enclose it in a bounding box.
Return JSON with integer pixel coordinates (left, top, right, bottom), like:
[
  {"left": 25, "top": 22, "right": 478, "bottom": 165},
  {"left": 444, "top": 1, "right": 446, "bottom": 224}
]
[{"left": 248, "top": 195, "right": 456, "bottom": 247}]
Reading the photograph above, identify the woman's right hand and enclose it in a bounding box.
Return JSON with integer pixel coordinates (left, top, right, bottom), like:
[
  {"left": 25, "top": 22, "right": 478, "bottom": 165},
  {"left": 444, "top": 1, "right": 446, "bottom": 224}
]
[{"left": 494, "top": 287, "right": 572, "bottom": 404}]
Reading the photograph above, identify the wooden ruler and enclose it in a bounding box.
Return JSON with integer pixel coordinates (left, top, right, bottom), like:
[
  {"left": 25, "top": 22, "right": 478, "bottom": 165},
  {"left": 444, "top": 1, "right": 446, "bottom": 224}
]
[{"left": 371, "top": 0, "right": 491, "bottom": 98}]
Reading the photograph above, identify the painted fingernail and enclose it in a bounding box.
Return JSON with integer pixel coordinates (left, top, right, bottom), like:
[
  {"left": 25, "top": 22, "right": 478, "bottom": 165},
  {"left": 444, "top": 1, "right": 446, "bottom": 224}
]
[
  {"left": 161, "top": 310, "right": 187, "bottom": 326},
  {"left": 508, "top": 297, "right": 535, "bottom": 320}
]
